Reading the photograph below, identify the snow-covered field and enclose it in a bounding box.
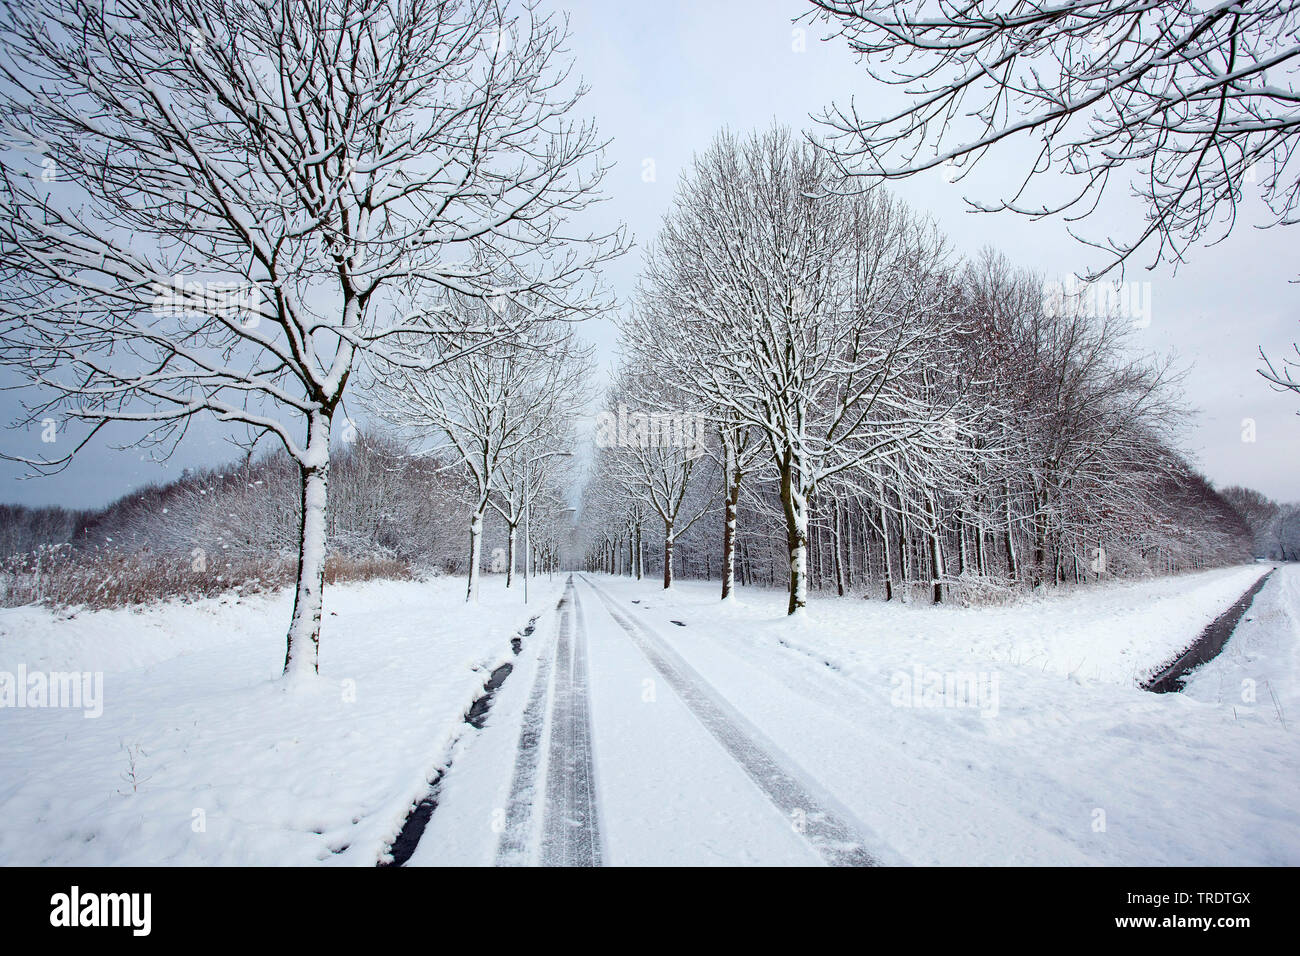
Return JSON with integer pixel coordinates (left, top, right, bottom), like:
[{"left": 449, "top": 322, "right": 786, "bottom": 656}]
[
  {"left": 2, "top": 563, "right": 1296, "bottom": 866},
  {"left": 0, "top": 574, "right": 564, "bottom": 865}
]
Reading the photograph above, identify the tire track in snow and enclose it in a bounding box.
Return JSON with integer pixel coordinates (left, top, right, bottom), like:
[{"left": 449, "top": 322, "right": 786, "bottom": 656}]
[
  {"left": 539, "top": 577, "right": 602, "bottom": 866},
  {"left": 493, "top": 615, "right": 556, "bottom": 866},
  {"left": 380, "top": 614, "right": 540, "bottom": 867},
  {"left": 602, "top": 590, "right": 1093, "bottom": 865},
  {"left": 579, "top": 575, "right": 878, "bottom": 867}
]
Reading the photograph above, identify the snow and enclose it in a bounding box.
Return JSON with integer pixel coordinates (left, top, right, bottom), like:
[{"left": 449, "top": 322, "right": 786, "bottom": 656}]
[
  {"left": 410, "top": 564, "right": 1297, "bottom": 866},
  {"left": 3, "top": 562, "right": 1296, "bottom": 866},
  {"left": 408, "top": 576, "right": 830, "bottom": 866},
  {"left": 0, "top": 574, "right": 563, "bottom": 865},
  {"left": 573, "top": 564, "right": 1298, "bottom": 865},
  {"left": 754, "top": 563, "right": 1272, "bottom": 687},
  {"left": 1183, "top": 566, "right": 1300, "bottom": 725}
]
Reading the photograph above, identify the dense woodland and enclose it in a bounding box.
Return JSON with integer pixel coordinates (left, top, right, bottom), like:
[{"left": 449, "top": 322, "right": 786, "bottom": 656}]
[{"left": 0, "top": 413, "right": 1277, "bottom": 612}]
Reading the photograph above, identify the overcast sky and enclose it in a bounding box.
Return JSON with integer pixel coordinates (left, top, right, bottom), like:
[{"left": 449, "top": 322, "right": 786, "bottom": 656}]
[{"left": 2, "top": 0, "right": 1297, "bottom": 509}]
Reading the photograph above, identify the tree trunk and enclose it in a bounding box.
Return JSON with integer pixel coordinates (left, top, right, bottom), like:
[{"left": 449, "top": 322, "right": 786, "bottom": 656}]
[
  {"left": 663, "top": 522, "right": 675, "bottom": 589},
  {"left": 505, "top": 522, "right": 517, "bottom": 588},
  {"left": 898, "top": 497, "right": 912, "bottom": 604},
  {"left": 466, "top": 506, "right": 485, "bottom": 602},
  {"left": 881, "top": 503, "right": 894, "bottom": 602},
  {"left": 956, "top": 512, "right": 968, "bottom": 576},
  {"left": 721, "top": 465, "right": 741, "bottom": 600},
  {"left": 926, "top": 493, "right": 945, "bottom": 604},
  {"left": 779, "top": 457, "right": 809, "bottom": 615},
  {"left": 833, "top": 497, "right": 846, "bottom": 597},
  {"left": 807, "top": 520, "right": 817, "bottom": 592},
  {"left": 1032, "top": 502, "right": 1047, "bottom": 588},
  {"left": 1003, "top": 481, "right": 1018, "bottom": 581},
  {"left": 844, "top": 500, "right": 855, "bottom": 592},
  {"left": 284, "top": 413, "right": 332, "bottom": 679}
]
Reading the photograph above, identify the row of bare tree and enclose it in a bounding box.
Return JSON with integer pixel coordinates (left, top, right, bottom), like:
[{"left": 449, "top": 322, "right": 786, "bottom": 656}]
[
  {"left": 0, "top": 0, "right": 616, "bottom": 677},
  {"left": 579, "top": 127, "right": 1252, "bottom": 613}
]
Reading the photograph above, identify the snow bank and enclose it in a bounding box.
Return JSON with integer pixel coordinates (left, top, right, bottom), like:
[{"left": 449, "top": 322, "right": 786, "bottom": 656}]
[
  {"left": 0, "top": 574, "right": 563, "bottom": 865},
  {"left": 629, "top": 564, "right": 1270, "bottom": 686}
]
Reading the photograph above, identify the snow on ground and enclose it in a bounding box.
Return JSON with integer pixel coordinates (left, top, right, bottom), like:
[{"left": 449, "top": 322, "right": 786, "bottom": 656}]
[
  {"left": 0, "top": 573, "right": 563, "bottom": 865},
  {"left": 579, "top": 563, "right": 1297, "bottom": 865},
  {"left": 414, "top": 576, "right": 831, "bottom": 866},
  {"left": 3, "top": 562, "right": 1296, "bottom": 867},
  {"left": 1183, "top": 566, "right": 1300, "bottom": 724},
  {"left": 764, "top": 563, "right": 1270, "bottom": 687}
]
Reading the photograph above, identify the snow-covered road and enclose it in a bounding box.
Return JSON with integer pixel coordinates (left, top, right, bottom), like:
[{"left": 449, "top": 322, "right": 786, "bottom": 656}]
[
  {"left": 538, "top": 579, "right": 601, "bottom": 866},
  {"left": 581, "top": 575, "right": 878, "bottom": 865},
  {"left": 419, "top": 574, "right": 857, "bottom": 865},
  {"left": 410, "top": 565, "right": 1300, "bottom": 867}
]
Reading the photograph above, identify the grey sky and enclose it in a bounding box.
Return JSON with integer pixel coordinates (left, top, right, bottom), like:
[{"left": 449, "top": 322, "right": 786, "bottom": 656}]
[{"left": 2, "top": 0, "right": 1297, "bottom": 509}]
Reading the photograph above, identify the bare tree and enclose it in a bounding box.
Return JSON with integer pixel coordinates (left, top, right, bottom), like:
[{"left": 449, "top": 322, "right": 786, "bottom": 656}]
[
  {"left": 805, "top": 0, "right": 1300, "bottom": 274},
  {"left": 486, "top": 328, "right": 591, "bottom": 590},
  {"left": 1259, "top": 343, "right": 1300, "bottom": 404},
  {"left": 712, "top": 415, "right": 766, "bottom": 600},
  {"left": 364, "top": 301, "right": 590, "bottom": 601},
  {"left": 1265, "top": 504, "right": 1300, "bottom": 560},
  {"left": 595, "top": 367, "right": 716, "bottom": 589},
  {"left": 603, "top": 177, "right": 1206, "bottom": 604},
  {"left": 1220, "top": 484, "right": 1279, "bottom": 556},
  {"left": 628, "top": 126, "right": 963, "bottom": 613},
  {"left": 0, "top": 0, "right": 619, "bottom": 677}
]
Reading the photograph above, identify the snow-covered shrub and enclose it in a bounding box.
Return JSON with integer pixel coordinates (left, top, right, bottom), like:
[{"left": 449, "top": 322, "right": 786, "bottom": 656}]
[
  {"left": 0, "top": 547, "right": 415, "bottom": 610},
  {"left": 945, "top": 573, "right": 1020, "bottom": 608}
]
